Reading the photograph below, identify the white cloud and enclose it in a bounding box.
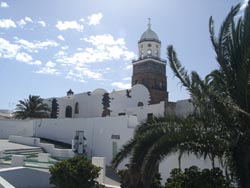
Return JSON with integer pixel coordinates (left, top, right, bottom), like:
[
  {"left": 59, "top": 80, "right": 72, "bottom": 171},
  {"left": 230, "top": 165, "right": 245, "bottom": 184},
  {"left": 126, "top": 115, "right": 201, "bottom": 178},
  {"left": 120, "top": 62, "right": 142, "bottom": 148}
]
[
  {"left": 57, "top": 35, "right": 65, "bottom": 41},
  {"left": 66, "top": 66, "right": 102, "bottom": 82},
  {"left": 0, "top": 38, "right": 20, "bottom": 59},
  {"left": 36, "top": 67, "right": 60, "bottom": 75},
  {"left": 24, "top": 17, "right": 33, "bottom": 23},
  {"left": 18, "top": 18, "right": 46, "bottom": 28},
  {"left": 53, "top": 34, "right": 135, "bottom": 83},
  {"left": 15, "top": 52, "right": 41, "bottom": 65},
  {"left": 0, "top": 19, "right": 16, "bottom": 29},
  {"left": 17, "top": 17, "right": 33, "bottom": 27},
  {"left": 32, "top": 60, "right": 42, "bottom": 65},
  {"left": 61, "top": 46, "right": 69, "bottom": 50},
  {"left": 87, "top": 13, "right": 103, "bottom": 25},
  {"left": 16, "top": 52, "right": 33, "bottom": 63},
  {"left": 66, "top": 70, "right": 85, "bottom": 82},
  {"left": 0, "top": 2, "right": 9, "bottom": 8},
  {"left": 125, "top": 64, "right": 132, "bottom": 70},
  {"left": 55, "top": 34, "right": 136, "bottom": 78},
  {"left": 36, "top": 61, "right": 60, "bottom": 75},
  {"left": 84, "top": 34, "right": 125, "bottom": 46},
  {"left": 17, "top": 19, "right": 26, "bottom": 27},
  {"left": 76, "top": 66, "right": 102, "bottom": 80},
  {"left": 38, "top": 21, "right": 46, "bottom": 27},
  {"left": 56, "top": 21, "right": 84, "bottom": 32},
  {"left": 0, "top": 37, "right": 50, "bottom": 66},
  {"left": 122, "top": 77, "right": 131, "bottom": 81},
  {"left": 55, "top": 50, "right": 65, "bottom": 57},
  {"left": 15, "top": 38, "right": 59, "bottom": 53},
  {"left": 45, "top": 61, "right": 56, "bottom": 68},
  {"left": 111, "top": 82, "right": 131, "bottom": 90}
]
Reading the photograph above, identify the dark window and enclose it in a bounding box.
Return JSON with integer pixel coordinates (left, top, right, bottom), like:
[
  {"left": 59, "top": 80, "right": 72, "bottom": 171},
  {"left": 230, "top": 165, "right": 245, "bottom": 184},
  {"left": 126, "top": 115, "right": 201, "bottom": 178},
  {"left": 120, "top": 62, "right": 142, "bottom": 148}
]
[
  {"left": 75, "top": 102, "right": 79, "bottom": 114},
  {"left": 65, "top": 106, "right": 72, "bottom": 118},
  {"left": 147, "top": 113, "right": 153, "bottom": 120},
  {"left": 118, "top": 113, "right": 126, "bottom": 116},
  {"left": 138, "top": 102, "right": 144, "bottom": 107},
  {"left": 111, "top": 135, "right": 120, "bottom": 139}
]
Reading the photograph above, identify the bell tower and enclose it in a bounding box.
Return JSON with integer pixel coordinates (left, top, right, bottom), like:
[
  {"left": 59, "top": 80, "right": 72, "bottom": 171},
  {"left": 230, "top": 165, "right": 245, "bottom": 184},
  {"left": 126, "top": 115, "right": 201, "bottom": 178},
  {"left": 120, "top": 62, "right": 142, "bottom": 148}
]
[{"left": 132, "top": 19, "right": 168, "bottom": 104}]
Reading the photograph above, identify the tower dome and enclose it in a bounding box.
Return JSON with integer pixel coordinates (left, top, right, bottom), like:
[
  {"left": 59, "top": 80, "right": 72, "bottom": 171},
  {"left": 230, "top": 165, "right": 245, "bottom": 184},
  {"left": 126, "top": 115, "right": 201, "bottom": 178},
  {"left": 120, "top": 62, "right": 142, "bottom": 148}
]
[{"left": 139, "top": 18, "right": 160, "bottom": 43}]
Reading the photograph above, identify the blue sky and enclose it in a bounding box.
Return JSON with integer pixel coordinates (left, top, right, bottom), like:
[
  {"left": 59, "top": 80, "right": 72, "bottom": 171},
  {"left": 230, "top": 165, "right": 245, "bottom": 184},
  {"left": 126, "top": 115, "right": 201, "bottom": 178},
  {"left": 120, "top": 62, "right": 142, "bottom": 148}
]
[{"left": 0, "top": 0, "right": 247, "bottom": 110}]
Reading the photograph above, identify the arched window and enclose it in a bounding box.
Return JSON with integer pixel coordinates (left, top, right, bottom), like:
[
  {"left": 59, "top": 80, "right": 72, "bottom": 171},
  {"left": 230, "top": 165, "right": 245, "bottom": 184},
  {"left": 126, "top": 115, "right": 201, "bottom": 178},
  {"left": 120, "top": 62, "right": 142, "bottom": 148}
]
[
  {"left": 138, "top": 102, "right": 144, "bottom": 107},
  {"left": 75, "top": 102, "right": 79, "bottom": 114},
  {"left": 65, "top": 106, "right": 72, "bottom": 118}
]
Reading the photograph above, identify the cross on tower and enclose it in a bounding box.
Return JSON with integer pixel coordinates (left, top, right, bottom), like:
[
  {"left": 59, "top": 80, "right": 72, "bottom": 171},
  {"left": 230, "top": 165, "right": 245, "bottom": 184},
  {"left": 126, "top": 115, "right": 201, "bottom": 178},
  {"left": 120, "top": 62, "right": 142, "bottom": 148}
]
[{"left": 148, "top": 17, "right": 151, "bottom": 29}]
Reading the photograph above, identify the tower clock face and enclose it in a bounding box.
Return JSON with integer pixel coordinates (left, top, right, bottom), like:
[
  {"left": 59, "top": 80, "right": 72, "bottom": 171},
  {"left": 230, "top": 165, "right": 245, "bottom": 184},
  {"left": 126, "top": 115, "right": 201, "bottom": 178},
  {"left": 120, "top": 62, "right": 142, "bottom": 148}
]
[{"left": 147, "top": 49, "right": 152, "bottom": 55}]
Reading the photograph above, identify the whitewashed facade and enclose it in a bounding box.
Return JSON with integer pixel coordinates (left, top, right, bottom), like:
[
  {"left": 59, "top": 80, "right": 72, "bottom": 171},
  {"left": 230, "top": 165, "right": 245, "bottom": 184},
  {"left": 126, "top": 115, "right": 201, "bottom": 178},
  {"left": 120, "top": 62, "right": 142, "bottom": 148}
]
[{"left": 44, "top": 84, "right": 165, "bottom": 122}]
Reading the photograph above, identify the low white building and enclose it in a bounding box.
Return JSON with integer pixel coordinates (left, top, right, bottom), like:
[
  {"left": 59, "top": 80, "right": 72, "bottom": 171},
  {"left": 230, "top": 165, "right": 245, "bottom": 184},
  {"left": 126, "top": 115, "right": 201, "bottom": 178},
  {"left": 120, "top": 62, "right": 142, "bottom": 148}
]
[
  {"left": 0, "top": 110, "right": 12, "bottom": 120},
  {"left": 44, "top": 84, "right": 165, "bottom": 122}
]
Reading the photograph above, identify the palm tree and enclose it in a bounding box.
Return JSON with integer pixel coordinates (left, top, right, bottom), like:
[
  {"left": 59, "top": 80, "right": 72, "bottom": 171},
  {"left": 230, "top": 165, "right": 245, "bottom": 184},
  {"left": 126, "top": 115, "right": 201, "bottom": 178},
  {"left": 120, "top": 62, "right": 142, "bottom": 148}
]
[
  {"left": 207, "top": 1, "right": 250, "bottom": 187},
  {"left": 13, "top": 95, "right": 50, "bottom": 119},
  {"left": 112, "top": 1, "right": 250, "bottom": 187},
  {"left": 168, "top": 2, "right": 250, "bottom": 186}
]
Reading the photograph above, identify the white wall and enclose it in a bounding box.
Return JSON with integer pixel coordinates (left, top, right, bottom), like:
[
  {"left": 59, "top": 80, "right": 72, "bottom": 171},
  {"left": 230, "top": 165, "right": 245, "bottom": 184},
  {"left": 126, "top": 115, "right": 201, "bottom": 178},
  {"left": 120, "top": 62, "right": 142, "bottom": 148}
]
[
  {"left": 74, "top": 90, "right": 105, "bottom": 118},
  {"left": 176, "top": 99, "right": 194, "bottom": 117},
  {"left": 109, "top": 84, "right": 150, "bottom": 113},
  {"left": 127, "top": 101, "right": 164, "bottom": 122},
  {"left": 45, "top": 84, "right": 154, "bottom": 120},
  {"left": 33, "top": 116, "right": 137, "bottom": 165},
  {"left": 111, "top": 101, "right": 165, "bottom": 122},
  {"left": 0, "top": 120, "right": 34, "bottom": 139}
]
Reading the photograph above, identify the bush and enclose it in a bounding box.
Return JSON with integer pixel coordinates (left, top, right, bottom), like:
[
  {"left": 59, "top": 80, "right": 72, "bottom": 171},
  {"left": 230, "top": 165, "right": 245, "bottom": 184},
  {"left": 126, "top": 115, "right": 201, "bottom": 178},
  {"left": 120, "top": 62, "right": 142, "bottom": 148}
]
[
  {"left": 49, "top": 156, "right": 101, "bottom": 188},
  {"left": 165, "top": 166, "right": 233, "bottom": 188}
]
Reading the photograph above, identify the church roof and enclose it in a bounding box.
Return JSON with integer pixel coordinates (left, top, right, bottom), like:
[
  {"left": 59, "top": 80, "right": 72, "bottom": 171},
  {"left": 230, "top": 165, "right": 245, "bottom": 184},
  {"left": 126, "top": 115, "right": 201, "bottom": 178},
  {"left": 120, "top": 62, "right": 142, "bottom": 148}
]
[{"left": 139, "top": 19, "right": 160, "bottom": 43}]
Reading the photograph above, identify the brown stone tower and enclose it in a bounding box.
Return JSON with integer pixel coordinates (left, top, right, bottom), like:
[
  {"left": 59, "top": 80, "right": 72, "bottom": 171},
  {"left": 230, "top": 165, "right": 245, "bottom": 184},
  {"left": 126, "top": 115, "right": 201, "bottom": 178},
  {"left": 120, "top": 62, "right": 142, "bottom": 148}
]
[{"left": 132, "top": 19, "right": 168, "bottom": 104}]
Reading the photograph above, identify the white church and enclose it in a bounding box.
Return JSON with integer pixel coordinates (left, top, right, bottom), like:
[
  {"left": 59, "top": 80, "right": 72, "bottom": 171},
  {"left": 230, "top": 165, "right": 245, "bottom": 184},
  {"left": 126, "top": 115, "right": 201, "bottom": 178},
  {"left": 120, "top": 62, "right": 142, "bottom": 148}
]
[
  {"left": 0, "top": 22, "right": 209, "bottom": 187},
  {"left": 44, "top": 21, "right": 193, "bottom": 121}
]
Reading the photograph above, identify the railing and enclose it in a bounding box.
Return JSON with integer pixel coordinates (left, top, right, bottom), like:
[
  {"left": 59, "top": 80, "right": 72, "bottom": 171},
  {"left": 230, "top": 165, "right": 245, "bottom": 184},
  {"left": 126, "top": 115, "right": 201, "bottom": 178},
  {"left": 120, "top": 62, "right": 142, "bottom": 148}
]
[
  {"left": 132, "top": 56, "right": 167, "bottom": 64},
  {"left": 138, "top": 38, "right": 161, "bottom": 43}
]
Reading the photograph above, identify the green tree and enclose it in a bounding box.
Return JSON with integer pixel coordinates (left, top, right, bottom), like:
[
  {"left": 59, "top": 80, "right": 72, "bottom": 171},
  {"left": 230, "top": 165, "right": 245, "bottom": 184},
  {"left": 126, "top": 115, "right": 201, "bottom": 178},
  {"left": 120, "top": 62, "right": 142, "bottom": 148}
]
[
  {"left": 13, "top": 95, "right": 50, "bottom": 119},
  {"left": 102, "top": 93, "right": 111, "bottom": 117},
  {"left": 49, "top": 156, "right": 101, "bottom": 188},
  {"left": 112, "top": 1, "right": 250, "bottom": 188},
  {"left": 165, "top": 166, "right": 233, "bottom": 188},
  {"left": 118, "top": 167, "right": 163, "bottom": 188},
  {"left": 50, "top": 98, "right": 59, "bottom": 118},
  {"left": 168, "top": 1, "right": 250, "bottom": 186}
]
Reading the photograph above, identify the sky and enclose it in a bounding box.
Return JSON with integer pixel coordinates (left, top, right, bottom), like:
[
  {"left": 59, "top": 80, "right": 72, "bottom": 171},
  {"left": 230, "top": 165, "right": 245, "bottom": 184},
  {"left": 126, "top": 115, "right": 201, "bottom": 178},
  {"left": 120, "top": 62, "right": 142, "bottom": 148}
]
[{"left": 0, "top": 0, "right": 248, "bottom": 110}]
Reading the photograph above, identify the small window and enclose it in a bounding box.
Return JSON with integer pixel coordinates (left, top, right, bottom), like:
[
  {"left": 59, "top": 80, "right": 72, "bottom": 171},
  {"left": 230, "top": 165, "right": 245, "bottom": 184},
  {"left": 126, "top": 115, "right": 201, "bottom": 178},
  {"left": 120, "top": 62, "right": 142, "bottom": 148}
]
[
  {"left": 65, "top": 106, "right": 73, "bottom": 118},
  {"left": 75, "top": 102, "right": 79, "bottom": 114},
  {"left": 111, "top": 135, "right": 120, "bottom": 140},
  {"left": 147, "top": 113, "right": 153, "bottom": 121},
  {"left": 156, "top": 44, "right": 158, "bottom": 48},
  {"left": 138, "top": 102, "right": 144, "bottom": 107},
  {"left": 141, "top": 44, "right": 143, "bottom": 48},
  {"left": 118, "top": 113, "right": 126, "bottom": 116},
  {"left": 112, "top": 141, "right": 118, "bottom": 158},
  {"left": 148, "top": 43, "right": 152, "bottom": 47}
]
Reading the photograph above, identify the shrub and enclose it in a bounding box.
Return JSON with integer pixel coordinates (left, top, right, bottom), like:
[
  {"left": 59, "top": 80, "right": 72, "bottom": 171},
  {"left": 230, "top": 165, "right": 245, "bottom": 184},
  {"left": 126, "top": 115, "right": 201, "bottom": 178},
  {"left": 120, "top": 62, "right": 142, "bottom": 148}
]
[
  {"left": 49, "top": 156, "right": 101, "bottom": 188},
  {"left": 165, "top": 166, "right": 233, "bottom": 188}
]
